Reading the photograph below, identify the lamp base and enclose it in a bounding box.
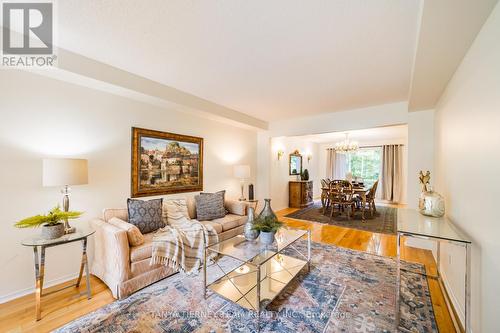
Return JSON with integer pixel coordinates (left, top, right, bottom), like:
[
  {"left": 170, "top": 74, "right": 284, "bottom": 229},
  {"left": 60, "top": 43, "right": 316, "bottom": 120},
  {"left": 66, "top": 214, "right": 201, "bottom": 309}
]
[
  {"left": 239, "top": 181, "right": 246, "bottom": 201},
  {"left": 62, "top": 187, "right": 76, "bottom": 234}
]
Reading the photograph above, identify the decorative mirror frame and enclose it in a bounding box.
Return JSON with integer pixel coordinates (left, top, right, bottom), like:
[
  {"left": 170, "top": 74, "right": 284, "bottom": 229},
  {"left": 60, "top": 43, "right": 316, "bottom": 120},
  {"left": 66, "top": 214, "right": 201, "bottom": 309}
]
[{"left": 289, "top": 150, "right": 303, "bottom": 176}]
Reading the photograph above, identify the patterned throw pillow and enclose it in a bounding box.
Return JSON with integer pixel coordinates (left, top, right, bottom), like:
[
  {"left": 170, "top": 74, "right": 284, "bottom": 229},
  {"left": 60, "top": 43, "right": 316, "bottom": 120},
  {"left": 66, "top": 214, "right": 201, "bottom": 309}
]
[
  {"left": 163, "top": 198, "right": 190, "bottom": 227},
  {"left": 195, "top": 190, "right": 226, "bottom": 221},
  {"left": 127, "top": 198, "right": 164, "bottom": 234}
]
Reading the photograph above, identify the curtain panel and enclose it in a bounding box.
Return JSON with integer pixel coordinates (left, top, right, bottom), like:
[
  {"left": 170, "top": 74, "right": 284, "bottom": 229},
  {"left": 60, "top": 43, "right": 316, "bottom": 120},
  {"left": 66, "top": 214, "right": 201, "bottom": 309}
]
[
  {"left": 379, "top": 144, "right": 403, "bottom": 203},
  {"left": 326, "top": 148, "right": 347, "bottom": 180}
]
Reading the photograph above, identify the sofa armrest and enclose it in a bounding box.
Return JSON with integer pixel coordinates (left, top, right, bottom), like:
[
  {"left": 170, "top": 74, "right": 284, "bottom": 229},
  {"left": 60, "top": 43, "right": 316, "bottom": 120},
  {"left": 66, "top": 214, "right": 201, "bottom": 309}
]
[
  {"left": 90, "top": 219, "right": 130, "bottom": 296},
  {"left": 225, "top": 199, "right": 250, "bottom": 216}
]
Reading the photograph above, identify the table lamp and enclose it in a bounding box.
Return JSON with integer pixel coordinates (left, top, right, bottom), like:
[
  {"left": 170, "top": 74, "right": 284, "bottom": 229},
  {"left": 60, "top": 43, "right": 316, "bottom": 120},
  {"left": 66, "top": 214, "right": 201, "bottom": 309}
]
[
  {"left": 43, "top": 158, "right": 88, "bottom": 233},
  {"left": 234, "top": 165, "right": 250, "bottom": 201}
]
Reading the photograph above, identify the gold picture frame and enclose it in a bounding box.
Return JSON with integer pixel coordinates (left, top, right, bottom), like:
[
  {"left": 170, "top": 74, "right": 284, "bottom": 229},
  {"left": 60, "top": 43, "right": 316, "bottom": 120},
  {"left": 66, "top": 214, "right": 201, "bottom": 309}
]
[
  {"left": 289, "top": 151, "right": 303, "bottom": 176},
  {"left": 131, "top": 127, "right": 203, "bottom": 197}
]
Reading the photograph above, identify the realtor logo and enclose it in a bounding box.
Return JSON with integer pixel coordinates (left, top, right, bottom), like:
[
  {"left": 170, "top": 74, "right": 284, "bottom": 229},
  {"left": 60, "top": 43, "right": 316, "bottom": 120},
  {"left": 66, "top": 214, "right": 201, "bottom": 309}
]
[{"left": 1, "top": 1, "right": 56, "bottom": 67}]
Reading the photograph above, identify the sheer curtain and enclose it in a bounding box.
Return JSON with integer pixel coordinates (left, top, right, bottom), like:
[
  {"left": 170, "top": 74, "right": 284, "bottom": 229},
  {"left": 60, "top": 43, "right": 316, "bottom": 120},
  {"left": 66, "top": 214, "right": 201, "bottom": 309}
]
[
  {"left": 326, "top": 148, "right": 348, "bottom": 180},
  {"left": 379, "top": 144, "right": 403, "bottom": 203}
]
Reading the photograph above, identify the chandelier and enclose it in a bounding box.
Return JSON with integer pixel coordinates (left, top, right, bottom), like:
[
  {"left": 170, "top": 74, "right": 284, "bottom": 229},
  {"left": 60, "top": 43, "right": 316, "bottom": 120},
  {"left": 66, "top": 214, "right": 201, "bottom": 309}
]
[{"left": 334, "top": 133, "right": 358, "bottom": 154}]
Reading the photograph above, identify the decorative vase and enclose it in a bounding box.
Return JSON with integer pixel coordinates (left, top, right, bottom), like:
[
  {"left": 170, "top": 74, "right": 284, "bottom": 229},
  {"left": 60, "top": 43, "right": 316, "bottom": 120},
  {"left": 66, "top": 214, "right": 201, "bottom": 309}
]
[
  {"left": 41, "top": 223, "right": 65, "bottom": 240},
  {"left": 258, "top": 199, "right": 277, "bottom": 221},
  {"left": 419, "top": 186, "right": 445, "bottom": 217},
  {"left": 244, "top": 207, "right": 259, "bottom": 240},
  {"left": 260, "top": 231, "right": 276, "bottom": 245}
]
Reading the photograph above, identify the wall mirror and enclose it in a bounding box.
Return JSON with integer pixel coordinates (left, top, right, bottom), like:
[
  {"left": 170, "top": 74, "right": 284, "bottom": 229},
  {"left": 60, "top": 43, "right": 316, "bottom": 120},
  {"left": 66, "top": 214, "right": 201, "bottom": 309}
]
[{"left": 289, "top": 151, "right": 303, "bottom": 175}]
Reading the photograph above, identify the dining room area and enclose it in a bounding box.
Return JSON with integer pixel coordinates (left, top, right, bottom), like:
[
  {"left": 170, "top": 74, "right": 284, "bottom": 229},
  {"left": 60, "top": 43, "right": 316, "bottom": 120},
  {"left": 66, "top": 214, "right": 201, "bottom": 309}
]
[{"left": 271, "top": 124, "right": 408, "bottom": 235}]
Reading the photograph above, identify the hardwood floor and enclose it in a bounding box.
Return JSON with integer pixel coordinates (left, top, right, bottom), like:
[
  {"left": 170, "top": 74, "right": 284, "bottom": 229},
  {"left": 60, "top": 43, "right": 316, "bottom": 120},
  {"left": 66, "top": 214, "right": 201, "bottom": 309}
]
[{"left": 0, "top": 206, "right": 456, "bottom": 333}]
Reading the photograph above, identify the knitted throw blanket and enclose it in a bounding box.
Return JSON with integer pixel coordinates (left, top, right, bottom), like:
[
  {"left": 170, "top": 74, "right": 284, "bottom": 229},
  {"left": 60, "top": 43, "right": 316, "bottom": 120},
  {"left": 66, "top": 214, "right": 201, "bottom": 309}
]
[{"left": 150, "top": 217, "right": 218, "bottom": 275}]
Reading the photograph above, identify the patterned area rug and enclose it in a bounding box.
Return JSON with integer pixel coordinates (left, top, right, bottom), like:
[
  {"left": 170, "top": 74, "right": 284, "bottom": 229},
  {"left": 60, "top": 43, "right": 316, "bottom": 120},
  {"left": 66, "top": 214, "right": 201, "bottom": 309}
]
[
  {"left": 284, "top": 202, "right": 397, "bottom": 235},
  {"left": 56, "top": 241, "right": 436, "bottom": 333}
]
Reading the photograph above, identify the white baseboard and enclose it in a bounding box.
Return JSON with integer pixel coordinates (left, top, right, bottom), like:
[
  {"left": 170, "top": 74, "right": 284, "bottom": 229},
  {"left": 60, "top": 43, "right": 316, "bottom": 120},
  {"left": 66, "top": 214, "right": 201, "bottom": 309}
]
[
  {"left": 440, "top": 267, "right": 465, "bottom": 329},
  {"left": 0, "top": 273, "right": 79, "bottom": 304}
]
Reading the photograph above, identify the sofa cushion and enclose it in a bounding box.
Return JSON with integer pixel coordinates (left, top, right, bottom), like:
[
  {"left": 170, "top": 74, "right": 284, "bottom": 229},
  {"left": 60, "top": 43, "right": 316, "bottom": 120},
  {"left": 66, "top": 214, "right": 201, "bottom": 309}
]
[
  {"left": 225, "top": 200, "right": 248, "bottom": 216},
  {"left": 102, "top": 208, "right": 128, "bottom": 222},
  {"left": 130, "top": 233, "right": 155, "bottom": 263},
  {"left": 127, "top": 198, "right": 164, "bottom": 234},
  {"left": 209, "top": 214, "right": 247, "bottom": 232},
  {"left": 107, "top": 217, "right": 144, "bottom": 246},
  {"left": 163, "top": 198, "right": 190, "bottom": 227},
  {"left": 195, "top": 191, "right": 226, "bottom": 221}
]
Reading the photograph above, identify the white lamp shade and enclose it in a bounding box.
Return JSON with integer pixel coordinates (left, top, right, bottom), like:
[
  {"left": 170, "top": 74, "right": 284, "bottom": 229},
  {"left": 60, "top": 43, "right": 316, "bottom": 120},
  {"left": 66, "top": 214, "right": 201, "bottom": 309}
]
[
  {"left": 234, "top": 165, "right": 250, "bottom": 179},
  {"left": 43, "top": 158, "right": 88, "bottom": 187}
]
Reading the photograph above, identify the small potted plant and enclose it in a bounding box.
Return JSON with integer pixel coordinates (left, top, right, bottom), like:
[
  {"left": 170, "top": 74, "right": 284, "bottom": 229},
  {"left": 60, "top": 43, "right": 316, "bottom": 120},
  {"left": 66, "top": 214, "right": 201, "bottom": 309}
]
[
  {"left": 252, "top": 215, "right": 283, "bottom": 245},
  {"left": 301, "top": 169, "right": 310, "bottom": 181},
  {"left": 14, "top": 206, "right": 83, "bottom": 240}
]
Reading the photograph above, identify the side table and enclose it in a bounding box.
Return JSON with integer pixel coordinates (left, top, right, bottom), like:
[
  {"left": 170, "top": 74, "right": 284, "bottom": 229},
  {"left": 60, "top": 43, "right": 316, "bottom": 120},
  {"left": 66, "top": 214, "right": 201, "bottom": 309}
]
[
  {"left": 21, "top": 228, "right": 95, "bottom": 321},
  {"left": 396, "top": 209, "right": 471, "bottom": 333}
]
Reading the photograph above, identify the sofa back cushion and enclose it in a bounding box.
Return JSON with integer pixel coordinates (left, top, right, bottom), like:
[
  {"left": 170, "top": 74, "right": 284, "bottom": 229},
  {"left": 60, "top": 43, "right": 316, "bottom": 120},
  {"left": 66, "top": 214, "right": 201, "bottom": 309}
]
[
  {"left": 127, "top": 198, "right": 164, "bottom": 234},
  {"left": 195, "top": 190, "right": 226, "bottom": 221},
  {"left": 163, "top": 198, "right": 190, "bottom": 227},
  {"left": 107, "top": 217, "right": 145, "bottom": 246}
]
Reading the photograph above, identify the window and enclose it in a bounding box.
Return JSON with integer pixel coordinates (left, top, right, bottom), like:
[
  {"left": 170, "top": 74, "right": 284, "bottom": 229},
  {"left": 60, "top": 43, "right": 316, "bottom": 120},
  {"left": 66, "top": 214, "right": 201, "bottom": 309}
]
[{"left": 348, "top": 147, "right": 381, "bottom": 187}]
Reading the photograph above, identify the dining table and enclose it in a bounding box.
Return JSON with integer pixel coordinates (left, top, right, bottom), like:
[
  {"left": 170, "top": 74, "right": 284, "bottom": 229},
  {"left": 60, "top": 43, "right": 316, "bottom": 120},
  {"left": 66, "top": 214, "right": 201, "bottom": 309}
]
[{"left": 321, "top": 185, "right": 368, "bottom": 219}]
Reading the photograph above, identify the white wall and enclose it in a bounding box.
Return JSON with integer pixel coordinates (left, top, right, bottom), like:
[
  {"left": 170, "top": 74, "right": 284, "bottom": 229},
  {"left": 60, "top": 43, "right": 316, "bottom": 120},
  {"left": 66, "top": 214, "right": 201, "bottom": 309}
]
[
  {"left": 407, "top": 110, "right": 435, "bottom": 209},
  {"left": 269, "top": 137, "right": 320, "bottom": 211},
  {"left": 0, "top": 70, "right": 257, "bottom": 302},
  {"left": 434, "top": 2, "right": 500, "bottom": 331}
]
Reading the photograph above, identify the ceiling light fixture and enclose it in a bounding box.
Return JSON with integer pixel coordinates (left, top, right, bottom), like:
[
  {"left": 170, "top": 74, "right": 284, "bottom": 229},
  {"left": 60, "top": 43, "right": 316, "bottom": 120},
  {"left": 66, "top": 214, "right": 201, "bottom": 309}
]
[{"left": 334, "top": 133, "right": 358, "bottom": 154}]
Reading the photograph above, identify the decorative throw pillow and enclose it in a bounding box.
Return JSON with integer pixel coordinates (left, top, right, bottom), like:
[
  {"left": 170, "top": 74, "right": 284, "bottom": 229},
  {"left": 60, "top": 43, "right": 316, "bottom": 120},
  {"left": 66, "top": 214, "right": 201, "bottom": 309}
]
[
  {"left": 127, "top": 198, "right": 164, "bottom": 234},
  {"left": 107, "top": 217, "right": 145, "bottom": 246},
  {"left": 195, "top": 190, "right": 226, "bottom": 221},
  {"left": 186, "top": 196, "right": 197, "bottom": 219},
  {"left": 163, "top": 198, "right": 190, "bottom": 227}
]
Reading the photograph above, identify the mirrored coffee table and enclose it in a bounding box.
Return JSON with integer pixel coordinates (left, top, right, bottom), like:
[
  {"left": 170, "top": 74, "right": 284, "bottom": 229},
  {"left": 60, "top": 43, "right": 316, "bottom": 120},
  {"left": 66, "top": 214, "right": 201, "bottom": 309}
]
[{"left": 203, "top": 227, "right": 311, "bottom": 327}]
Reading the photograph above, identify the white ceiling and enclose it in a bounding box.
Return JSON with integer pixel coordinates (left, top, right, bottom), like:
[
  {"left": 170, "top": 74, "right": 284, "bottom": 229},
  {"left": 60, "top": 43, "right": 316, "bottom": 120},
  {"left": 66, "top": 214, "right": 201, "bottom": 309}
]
[
  {"left": 408, "top": 0, "right": 498, "bottom": 111},
  {"left": 294, "top": 124, "right": 407, "bottom": 144},
  {"left": 56, "top": 0, "right": 421, "bottom": 122}
]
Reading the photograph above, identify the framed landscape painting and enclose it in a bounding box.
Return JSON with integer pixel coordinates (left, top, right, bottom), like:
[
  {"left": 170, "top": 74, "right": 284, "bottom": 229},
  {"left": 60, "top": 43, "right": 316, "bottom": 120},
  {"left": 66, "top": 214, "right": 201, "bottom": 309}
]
[{"left": 131, "top": 127, "right": 203, "bottom": 197}]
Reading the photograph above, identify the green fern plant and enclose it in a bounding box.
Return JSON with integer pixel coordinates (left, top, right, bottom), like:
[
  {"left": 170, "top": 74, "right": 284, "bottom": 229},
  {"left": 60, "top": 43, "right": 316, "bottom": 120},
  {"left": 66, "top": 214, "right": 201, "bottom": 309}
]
[
  {"left": 251, "top": 215, "right": 283, "bottom": 233},
  {"left": 14, "top": 206, "right": 83, "bottom": 228}
]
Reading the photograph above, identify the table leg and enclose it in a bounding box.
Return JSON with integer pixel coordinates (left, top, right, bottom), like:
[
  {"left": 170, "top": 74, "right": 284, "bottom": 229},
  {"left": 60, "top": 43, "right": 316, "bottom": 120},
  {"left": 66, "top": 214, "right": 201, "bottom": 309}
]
[
  {"left": 436, "top": 240, "right": 441, "bottom": 279},
  {"left": 395, "top": 233, "right": 401, "bottom": 331},
  {"left": 76, "top": 238, "right": 91, "bottom": 299},
  {"left": 361, "top": 193, "right": 366, "bottom": 220},
  {"left": 76, "top": 240, "right": 85, "bottom": 287},
  {"left": 33, "top": 246, "right": 45, "bottom": 321},
  {"left": 256, "top": 264, "right": 261, "bottom": 332},
  {"left": 83, "top": 238, "right": 91, "bottom": 299},
  {"left": 465, "top": 243, "right": 471, "bottom": 333},
  {"left": 307, "top": 230, "right": 311, "bottom": 272}
]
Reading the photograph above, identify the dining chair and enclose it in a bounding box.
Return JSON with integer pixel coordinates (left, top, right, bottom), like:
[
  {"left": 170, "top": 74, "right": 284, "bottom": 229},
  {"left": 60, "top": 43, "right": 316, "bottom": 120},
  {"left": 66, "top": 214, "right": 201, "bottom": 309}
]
[
  {"left": 329, "top": 180, "right": 356, "bottom": 220},
  {"left": 363, "top": 180, "right": 379, "bottom": 217},
  {"left": 320, "top": 179, "right": 330, "bottom": 212}
]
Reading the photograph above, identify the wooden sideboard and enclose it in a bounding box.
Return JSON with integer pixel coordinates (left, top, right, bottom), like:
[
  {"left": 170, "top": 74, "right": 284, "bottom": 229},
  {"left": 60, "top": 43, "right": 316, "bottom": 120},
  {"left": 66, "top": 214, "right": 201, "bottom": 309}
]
[{"left": 289, "top": 180, "right": 313, "bottom": 208}]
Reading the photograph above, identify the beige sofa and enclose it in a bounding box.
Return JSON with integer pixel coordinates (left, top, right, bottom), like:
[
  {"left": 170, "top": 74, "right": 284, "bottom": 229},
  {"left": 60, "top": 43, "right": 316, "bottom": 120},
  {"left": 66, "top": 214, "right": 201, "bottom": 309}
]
[{"left": 90, "top": 198, "right": 250, "bottom": 299}]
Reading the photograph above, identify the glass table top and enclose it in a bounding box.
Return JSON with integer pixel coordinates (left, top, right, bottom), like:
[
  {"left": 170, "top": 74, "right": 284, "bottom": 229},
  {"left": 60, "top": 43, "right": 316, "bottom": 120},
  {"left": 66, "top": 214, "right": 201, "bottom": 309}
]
[
  {"left": 21, "top": 227, "right": 95, "bottom": 247},
  {"left": 207, "top": 227, "right": 308, "bottom": 265},
  {"left": 397, "top": 209, "right": 470, "bottom": 243}
]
